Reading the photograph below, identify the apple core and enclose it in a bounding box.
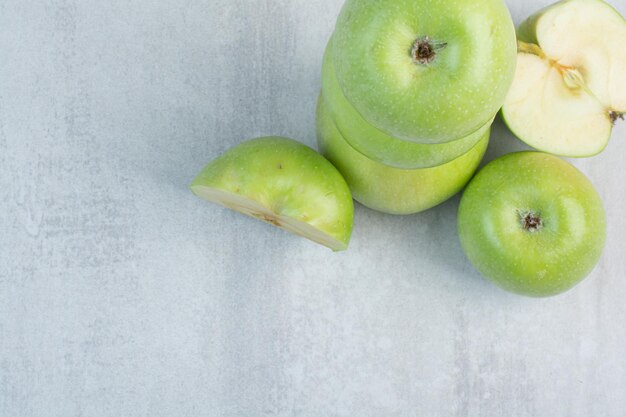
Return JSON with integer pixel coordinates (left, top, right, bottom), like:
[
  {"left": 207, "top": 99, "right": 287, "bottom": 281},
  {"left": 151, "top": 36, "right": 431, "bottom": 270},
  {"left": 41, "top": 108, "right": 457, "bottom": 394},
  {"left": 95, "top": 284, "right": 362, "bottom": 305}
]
[
  {"left": 517, "top": 40, "right": 623, "bottom": 127},
  {"left": 502, "top": 0, "right": 626, "bottom": 156}
]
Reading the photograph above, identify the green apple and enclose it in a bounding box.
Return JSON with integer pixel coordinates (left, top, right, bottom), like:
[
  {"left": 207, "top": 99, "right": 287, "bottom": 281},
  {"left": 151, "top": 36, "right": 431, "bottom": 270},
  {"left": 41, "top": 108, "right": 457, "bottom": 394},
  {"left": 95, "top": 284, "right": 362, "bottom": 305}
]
[
  {"left": 190, "top": 137, "right": 354, "bottom": 251},
  {"left": 331, "top": 0, "right": 517, "bottom": 143},
  {"left": 502, "top": 0, "right": 626, "bottom": 157},
  {"left": 321, "top": 39, "right": 493, "bottom": 169},
  {"left": 458, "top": 152, "right": 606, "bottom": 297},
  {"left": 316, "top": 97, "right": 489, "bottom": 215}
]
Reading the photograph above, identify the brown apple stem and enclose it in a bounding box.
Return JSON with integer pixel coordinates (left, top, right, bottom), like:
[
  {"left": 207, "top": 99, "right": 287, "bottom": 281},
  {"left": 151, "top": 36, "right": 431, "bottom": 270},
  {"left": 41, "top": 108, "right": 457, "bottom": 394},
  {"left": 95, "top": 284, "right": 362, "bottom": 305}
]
[
  {"left": 411, "top": 36, "right": 447, "bottom": 65},
  {"left": 609, "top": 111, "right": 624, "bottom": 125},
  {"left": 519, "top": 210, "right": 543, "bottom": 232}
]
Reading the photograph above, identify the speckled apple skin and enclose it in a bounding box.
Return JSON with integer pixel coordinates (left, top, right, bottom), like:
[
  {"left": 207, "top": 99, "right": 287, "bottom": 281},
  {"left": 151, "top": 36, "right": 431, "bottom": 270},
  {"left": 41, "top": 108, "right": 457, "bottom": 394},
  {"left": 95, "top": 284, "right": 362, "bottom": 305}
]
[
  {"left": 321, "top": 40, "right": 492, "bottom": 169},
  {"left": 332, "top": 0, "right": 517, "bottom": 143},
  {"left": 458, "top": 152, "right": 606, "bottom": 297},
  {"left": 191, "top": 137, "right": 354, "bottom": 249},
  {"left": 316, "top": 99, "right": 489, "bottom": 215}
]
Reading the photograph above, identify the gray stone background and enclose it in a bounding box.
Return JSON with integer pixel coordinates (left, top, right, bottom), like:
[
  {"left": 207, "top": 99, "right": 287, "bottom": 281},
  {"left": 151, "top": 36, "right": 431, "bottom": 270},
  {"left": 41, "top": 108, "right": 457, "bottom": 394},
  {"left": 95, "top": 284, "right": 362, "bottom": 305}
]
[{"left": 1, "top": 0, "right": 625, "bottom": 416}]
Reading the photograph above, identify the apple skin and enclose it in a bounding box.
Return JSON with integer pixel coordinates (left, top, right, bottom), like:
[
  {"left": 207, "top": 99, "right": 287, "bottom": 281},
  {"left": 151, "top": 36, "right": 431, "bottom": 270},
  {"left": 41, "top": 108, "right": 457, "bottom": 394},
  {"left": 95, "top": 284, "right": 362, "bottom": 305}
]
[
  {"left": 316, "top": 98, "right": 489, "bottom": 215},
  {"left": 332, "top": 0, "right": 517, "bottom": 144},
  {"left": 321, "top": 40, "right": 492, "bottom": 169},
  {"left": 190, "top": 137, "right": 354, "bottom": 251},
  {"left": 458, "top": 152, "right": 606, "bottom": 297}
]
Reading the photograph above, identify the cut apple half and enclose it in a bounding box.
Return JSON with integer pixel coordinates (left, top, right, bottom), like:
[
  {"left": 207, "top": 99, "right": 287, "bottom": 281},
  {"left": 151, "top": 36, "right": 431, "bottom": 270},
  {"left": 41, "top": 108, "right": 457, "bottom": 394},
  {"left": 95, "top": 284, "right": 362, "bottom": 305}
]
[
  {"left": 502, "top": 0, "right": 626, "bottom": 157},
  {"left": 190, "top": 137, "right": 354, "bottom": 251}
]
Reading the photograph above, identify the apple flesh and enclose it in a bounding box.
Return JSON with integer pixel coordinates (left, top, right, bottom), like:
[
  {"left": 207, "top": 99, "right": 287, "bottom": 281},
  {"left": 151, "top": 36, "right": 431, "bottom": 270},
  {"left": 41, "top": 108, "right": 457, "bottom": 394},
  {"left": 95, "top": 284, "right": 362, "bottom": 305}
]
[
  {"left": 332, "top": 0, "right": 517, "bottom": 143},
  {"left": 321, "top": 39, "right": 493, "bottom": 169},
  {"left": 458, "top": 152, "right": 606, "bottom": 297},
  {"left": 502, "top": 0, "right": 626, "bottom": 157},
  {"left": 190, "top": 137, "right": 354, "bottom": 251},
  {"left": 316, "top": 97, "right": 489, "bottom": 215}
]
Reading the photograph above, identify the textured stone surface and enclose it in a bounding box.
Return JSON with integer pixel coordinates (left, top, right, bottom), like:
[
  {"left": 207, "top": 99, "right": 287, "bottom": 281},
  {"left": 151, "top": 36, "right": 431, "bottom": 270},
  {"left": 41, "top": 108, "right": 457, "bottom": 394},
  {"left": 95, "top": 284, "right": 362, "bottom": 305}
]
[{"left": 1, "top": 1, "right": 625, "bottom": 416}]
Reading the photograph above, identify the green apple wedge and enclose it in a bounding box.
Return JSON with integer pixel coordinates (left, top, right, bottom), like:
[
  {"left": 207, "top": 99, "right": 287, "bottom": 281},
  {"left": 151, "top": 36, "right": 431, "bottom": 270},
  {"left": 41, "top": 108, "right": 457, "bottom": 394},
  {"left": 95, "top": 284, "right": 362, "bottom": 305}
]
[
  {"left": 458, "top": 152, "right": 606, "bottom": 297},
  {"left": 316, "top": 97, "right": 489, "bottom": 215},
  {"left": 321, "top": 39, "right": 493, "bottom": 169},
  {"left": 502, "top": 0, "right": 626, "bottom": 157},
  {"left": 332, "top": 0, "right": 517, "bottom": 143},
  {"left": 190, "top": 137, "right": 354, "bottom": 251}
]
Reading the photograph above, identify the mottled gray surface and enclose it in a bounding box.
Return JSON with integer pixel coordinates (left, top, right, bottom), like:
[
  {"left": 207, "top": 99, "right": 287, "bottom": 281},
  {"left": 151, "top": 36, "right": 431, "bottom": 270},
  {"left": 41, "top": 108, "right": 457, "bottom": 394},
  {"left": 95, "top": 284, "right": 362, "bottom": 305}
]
[{"left": 1, "top": 0, "right": 625, "bottom": 416}]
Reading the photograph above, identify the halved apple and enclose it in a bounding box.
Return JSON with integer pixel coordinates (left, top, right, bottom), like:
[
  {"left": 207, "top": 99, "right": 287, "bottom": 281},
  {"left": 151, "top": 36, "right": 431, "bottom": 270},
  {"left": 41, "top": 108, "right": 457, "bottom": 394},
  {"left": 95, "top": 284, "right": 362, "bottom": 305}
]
[
  {"left": 321, "top": 40, "right": 493, "bottom": 169},
  {"left": 502, "top": 0, "right": 626, "bottom": 157},
  {"left": 190, "top": 137, "right": 354, "bottom": 251}
]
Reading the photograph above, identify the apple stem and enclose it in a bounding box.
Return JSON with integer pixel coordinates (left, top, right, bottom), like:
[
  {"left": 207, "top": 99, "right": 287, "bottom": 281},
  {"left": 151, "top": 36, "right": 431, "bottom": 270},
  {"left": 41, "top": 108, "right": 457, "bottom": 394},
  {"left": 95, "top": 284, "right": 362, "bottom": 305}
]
[
  {"left": 609, "top": 111, "right": 624, "bottom": 125},
  {"left": 519, "top": 210, "right": 543, "bottom": 232},
  {"left": 411, "top": 37, "right": 447, "bottom": 65},
  {"left": 517, "top": 41, "right": 545, "bottom": 59}
]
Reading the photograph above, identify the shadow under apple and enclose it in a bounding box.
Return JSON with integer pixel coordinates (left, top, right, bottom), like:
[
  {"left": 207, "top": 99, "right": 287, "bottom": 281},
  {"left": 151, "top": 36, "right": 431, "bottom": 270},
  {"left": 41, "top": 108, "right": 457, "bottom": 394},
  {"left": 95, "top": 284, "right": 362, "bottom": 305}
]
[{"left": 349, "top": 114, "right": 534, "bottom": 296}]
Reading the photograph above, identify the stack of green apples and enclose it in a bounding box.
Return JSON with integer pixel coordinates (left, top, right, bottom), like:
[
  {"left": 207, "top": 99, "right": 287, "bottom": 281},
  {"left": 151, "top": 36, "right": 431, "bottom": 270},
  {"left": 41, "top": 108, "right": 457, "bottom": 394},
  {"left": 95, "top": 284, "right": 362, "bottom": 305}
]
[
  {"left": 189, "top": 0, "right": 624, "bottom": 297},
  {"left": 316, "top": 0, "right": 518, "bottom": 215}
]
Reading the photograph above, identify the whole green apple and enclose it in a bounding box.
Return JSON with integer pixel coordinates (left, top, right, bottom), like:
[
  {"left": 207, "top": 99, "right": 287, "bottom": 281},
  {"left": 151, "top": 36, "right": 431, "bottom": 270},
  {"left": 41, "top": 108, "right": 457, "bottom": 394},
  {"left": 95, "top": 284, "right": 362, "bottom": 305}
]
[
  {"left": 321, "top": 39, "right": 492, "bottom": 169},
  {"left": 458, "top": 152, "right": 606, "bottom": 297},
  {"left": 316, "top": 98, "right": 489, "bottom": 215},
  {"left": 332, "top": 0, "right": 517, "bottom": 143},
  {"left": 190, "top": 137, "right": 354, "bottom": 251}
]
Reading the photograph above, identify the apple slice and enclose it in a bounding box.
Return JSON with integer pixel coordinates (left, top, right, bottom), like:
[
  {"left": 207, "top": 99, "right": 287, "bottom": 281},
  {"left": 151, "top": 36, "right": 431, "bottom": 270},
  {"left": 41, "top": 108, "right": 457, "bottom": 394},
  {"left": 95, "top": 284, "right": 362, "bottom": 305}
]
[
  {"left": 502, "top": 0, "right": 626, "bottom": 157},
  {"left": 321, "top": 40, "right": 493, "bottom": 169},
  {"left": 190, "top": 137, "right": 354, "bottom": 251},
  {"left": 316, "top": 97, "right": 489, "bottom": 215}
]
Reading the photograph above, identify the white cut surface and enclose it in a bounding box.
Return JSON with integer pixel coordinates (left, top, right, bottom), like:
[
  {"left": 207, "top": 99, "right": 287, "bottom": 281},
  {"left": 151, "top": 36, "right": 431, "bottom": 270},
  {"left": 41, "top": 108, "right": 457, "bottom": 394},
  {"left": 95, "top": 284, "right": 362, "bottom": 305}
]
[
  {"left": 503, "top": 53, "right": 611, "bottom": 157},
  {"left": 535, "top": 0, "right": 626, "bottom": 111},
  {"left": 191, "top": 186, "right": 348, "bottom": 251}
]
